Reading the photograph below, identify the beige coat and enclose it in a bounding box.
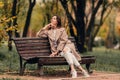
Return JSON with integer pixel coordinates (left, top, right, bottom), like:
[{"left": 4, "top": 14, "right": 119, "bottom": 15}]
[{"left": 36, "top": 27, "right": 81, "bottom": 60}]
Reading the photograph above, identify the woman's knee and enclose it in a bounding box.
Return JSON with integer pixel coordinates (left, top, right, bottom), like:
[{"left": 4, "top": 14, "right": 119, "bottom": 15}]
[
  {"left": 63, "top": 47, "right": 71, "bottom": 53},
  {"left": 75, "top": 63, "right": 80, "bottom": 67}
]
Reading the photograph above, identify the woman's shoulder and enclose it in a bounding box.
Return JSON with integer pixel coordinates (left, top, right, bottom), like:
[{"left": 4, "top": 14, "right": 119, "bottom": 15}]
[{"left": 58, "top": 27, "right": 65, "bottom": 31}]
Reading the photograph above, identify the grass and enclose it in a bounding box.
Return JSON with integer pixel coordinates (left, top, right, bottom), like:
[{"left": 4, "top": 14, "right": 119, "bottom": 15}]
[
  {"left": 84, "top": 47, "right": 120, "bottom": 73},
  {"left": 0, "top": 42, "right": 120, "bottom": 75}
]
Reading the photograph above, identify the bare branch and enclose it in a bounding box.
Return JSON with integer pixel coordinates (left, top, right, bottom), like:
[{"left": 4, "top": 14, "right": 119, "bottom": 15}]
[
  {"left": 70, "top": 0, "right": 76, "bottom": 15},
  {"left": 60, "top": 0, "right": 76, "bottom": 26},
  {"left": 103, "top": 6, "right": 113, "bottom": 23}
]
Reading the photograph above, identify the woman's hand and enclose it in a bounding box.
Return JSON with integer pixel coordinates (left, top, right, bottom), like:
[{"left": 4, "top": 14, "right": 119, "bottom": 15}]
[
  {"left": 49, "top": 52, "right": 58, "bottom": 57},
  {"left": 43, "top": 23, "right": 52, "bottom": 30}
]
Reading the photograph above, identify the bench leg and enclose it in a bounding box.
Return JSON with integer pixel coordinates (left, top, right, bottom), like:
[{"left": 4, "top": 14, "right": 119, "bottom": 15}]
[
  {"left": 68, "top": 66, "right": 71, "bottom": 72},
  {"left": 19, "top": 57, "right": 27, "bottom": 75},
  {"left": 86, "top": 64, "right": 93, "bottom": 73},
  {"left": 19, "top": 56, "right": 23, "bottom": 75},
  {"left": 38, "top": 64, "right": 44, "bottom": 76},
  {"left": 20, "top": 62, "right": 27, "bottom": 75}
]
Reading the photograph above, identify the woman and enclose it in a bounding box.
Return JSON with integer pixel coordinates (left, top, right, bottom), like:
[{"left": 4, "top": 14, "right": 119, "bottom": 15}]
[{"left": 36, "top": 15, "right": 90, "bottom": 78}]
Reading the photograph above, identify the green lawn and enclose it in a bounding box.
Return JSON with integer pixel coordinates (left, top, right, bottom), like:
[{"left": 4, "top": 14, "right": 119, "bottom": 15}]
[
  {"left": 84, "top": 47, "right": 120, "bottom": 73},
  {"left": 0, "top": 43, "right": 120, "bottom": 74}
]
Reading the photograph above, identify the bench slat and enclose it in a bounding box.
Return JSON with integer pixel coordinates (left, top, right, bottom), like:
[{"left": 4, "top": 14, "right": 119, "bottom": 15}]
[
  {"left": 14, "top": 42, "right": 48, "bottom": 46},
  {"left": 15, "top": 44, "right": 50, "bottom": 48},
  {"left": 21, "top": 53, "right": 50, "bottom": 59},
  {"left": 17, "top": 46, "right": 50, "bottom": 51},
  {"left": 38, "top": 56, "right": 95, "bottom": 65},
  {"left": 15, "top": 40, "right": 49, "bottom": 44},
  {"left": 19, "top": 49, "right": 50, "bottom": 53},
  {"left": 13, "top": 37, "right": 48, "bottom": 40}
]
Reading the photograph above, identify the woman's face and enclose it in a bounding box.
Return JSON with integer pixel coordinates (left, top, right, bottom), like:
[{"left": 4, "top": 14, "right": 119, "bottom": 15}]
[{"left": 51, "top": 16, "right": 58, "bottom": 26}]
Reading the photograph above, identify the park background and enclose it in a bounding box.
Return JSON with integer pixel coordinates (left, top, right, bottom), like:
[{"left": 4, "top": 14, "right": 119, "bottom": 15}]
[{"left": 0, "top": 0, "right": 120, "bottom": 79}]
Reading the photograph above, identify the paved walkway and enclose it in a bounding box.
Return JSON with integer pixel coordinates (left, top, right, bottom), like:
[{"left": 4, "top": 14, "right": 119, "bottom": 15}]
[{"left": 0, "top": 71, "right": 120, "bottom": 80}]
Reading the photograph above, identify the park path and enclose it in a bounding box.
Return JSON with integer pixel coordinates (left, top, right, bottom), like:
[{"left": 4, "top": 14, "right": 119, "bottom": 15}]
[{"left": 0, "top": 71, "right": 120, "bottom": 80}]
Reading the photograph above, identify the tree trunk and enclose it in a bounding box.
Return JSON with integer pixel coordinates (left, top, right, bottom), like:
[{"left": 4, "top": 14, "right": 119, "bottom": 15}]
[
  {"left": 75, "top": 0, "right": 86, "bottom": 52},
  {"left": 7, "top": 20, "right": 12, "bottom": 51},
  {"left": 12, "top": 0, "right": 20, "bottom": 37},
  {"left": 87, "top": 34, "right": 94, "bottom": 51},
  {"left": 22, "top": 0, "right": 36, "bottom": 37},
  {"left": 7, "top": 0, "right": 19, "bottom": 51}
]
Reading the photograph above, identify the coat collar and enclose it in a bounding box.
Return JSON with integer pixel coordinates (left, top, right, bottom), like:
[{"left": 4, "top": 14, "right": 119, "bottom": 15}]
[{"left": 48, "top": 28, "right": 63, "bottom": 40}]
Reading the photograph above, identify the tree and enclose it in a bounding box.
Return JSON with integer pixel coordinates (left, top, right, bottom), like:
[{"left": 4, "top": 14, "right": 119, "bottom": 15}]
[
  {"left": 60, "top": 0, "right": 86, "bottom": 53},
  {"left": 6, "top": 0, "right": 20, "bottom": 51},
  {"left": 12, "top": 0, "right": 20, "bottom": 37},
  {"left": 0, "top": 0, "right": 24, "bottom": 50},
  {"left": 7, "top": 0, "right": 21, "bottom": 51},
  {"left": 60, "top": 0, "right": 115, "bottom": 52},
  {"left": 85, "top": 0, "right": 116, "bottom": 51},
  {"left": 1, "top": 0, "right": 14, "bottom": 51},
  {"left": 22, "top": 0, "right": 36, "bottom": 37}
]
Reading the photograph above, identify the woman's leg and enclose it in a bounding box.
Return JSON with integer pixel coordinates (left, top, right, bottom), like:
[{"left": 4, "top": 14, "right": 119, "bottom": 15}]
[
  {"left": 70, "top": 64, "right": 77, "bottom": 78},
  {"left": 70, "top": 53, "right": 90, "bottom": 77},
  {"left": 62, "top": 47, "right": 89, "bottom": 77},
  {"left": 63, "top": 47, "right": 90, "bottom": 77},
  {"left": 60, "top": 52, "right": 77, "bottom": 78}
]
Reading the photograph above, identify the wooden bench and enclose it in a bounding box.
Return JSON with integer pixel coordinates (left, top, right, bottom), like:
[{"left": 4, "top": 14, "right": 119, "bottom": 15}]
[{"left": 13, "top": 37, "right": 96, "bottom": 75}]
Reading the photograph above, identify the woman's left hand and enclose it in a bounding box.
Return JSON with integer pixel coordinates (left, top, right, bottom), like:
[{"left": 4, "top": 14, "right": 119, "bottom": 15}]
[{"left": 50, "top": 52, "right": 57, "bottom": 57}]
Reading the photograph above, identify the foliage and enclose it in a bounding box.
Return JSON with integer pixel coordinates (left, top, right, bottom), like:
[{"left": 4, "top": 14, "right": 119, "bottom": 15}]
[
  {"left": 0, "top": 0, "right": 20, "bottom": 46},
  {"left": 97, "top": 24, "right": 109, "bottom": 40},
  {"left": 0, "top": 30, "right": 8, "bottom": 46},
  {"left": 0, "top": 0, "right": 27, "bottom": 38},
  {"left": 115, "top": 25, "right": 120, "bottom": 40},
  {"left": 30, "top": 4, "right": 45, "bottom": 32},
  {"left": 0, "top": 16, "right": 19, "bottom": 46},
  {"left": 97, "top": 6, "right": 120, "bottom": 47},
  {"left": 115, "top": 10, "right": 120, "bottom": 41},
  {"left": 0, "top": 0, "right": 120, "bottom": 50}
]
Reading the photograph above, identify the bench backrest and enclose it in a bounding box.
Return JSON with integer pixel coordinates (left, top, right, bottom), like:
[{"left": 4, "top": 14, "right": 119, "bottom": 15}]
[{"left": 13, "top": 37, "right": 77, "bottom": 60}]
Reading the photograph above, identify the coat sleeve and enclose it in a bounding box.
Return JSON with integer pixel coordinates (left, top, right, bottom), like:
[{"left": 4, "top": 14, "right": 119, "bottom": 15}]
[
  {"left": 57, "top": 28, "right": 68, "bottom": 52},
  {"left": 36, "top": 29, "right": 48, "bottom": 38}
]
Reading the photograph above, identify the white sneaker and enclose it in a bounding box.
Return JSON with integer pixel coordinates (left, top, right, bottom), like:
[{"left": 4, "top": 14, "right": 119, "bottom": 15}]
[
  {"left": 82, "top": 70, "right": 90, "bottom": 77},
  {"left": 71, "top": 70, "right": 77, "bottom": 78}
]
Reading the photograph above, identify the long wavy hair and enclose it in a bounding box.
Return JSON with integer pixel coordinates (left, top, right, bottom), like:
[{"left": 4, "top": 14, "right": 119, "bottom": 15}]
[{"left": 54, "top": 15, "right": 62, "bottom": 28}]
